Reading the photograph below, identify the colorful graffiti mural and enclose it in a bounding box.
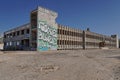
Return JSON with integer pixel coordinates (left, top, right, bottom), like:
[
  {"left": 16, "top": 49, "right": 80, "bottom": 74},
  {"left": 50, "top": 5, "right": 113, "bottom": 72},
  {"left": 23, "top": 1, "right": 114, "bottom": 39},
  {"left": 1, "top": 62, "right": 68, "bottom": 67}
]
[{"left": 37, "top": 20, "right": 57, "bottom": 51}]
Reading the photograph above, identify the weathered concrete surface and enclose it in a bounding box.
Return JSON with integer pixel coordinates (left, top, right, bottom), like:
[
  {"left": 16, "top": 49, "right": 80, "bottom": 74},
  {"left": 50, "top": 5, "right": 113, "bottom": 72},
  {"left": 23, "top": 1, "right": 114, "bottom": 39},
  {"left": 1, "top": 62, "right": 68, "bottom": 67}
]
[
  {"left": 0, "top": 49, "right": 120, "bottom": 80},
  {"left": 0, "top": 44, "right": 3, "bottom": 50}
]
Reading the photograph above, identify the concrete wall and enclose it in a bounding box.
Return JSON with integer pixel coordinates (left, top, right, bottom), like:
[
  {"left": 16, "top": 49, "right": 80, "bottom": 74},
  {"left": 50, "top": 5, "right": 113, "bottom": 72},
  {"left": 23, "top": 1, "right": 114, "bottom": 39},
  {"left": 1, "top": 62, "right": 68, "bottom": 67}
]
[
  {"left": 37, "top": 7, "right": 58, "bottom": 51},
  {"left": 0, "top": 44, "right": 3, "bottom": 50},
  {"left": 0, "top": 37, "right": 3, "bottom": 50},
  {"left": 111, "top": 35, "right": 119, "bottom": 48}
]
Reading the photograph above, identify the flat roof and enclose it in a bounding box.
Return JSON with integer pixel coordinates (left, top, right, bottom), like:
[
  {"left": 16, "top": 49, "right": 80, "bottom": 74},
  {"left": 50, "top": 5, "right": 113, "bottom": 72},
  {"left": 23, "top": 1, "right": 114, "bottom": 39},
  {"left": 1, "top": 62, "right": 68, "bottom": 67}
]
[{"left": 4, "top": 23, "right": 30, "bottom": 34}]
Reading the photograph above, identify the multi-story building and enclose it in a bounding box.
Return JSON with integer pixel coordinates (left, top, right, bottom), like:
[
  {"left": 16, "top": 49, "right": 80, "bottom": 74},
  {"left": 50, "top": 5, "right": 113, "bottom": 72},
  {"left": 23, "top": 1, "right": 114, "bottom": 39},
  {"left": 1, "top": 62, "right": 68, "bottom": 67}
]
[
  {"left": 4, "top": 24, "right": 30, "bottom": 50},
  {"left": 3, "top": 6, "right": 119, "bottom": 51}
]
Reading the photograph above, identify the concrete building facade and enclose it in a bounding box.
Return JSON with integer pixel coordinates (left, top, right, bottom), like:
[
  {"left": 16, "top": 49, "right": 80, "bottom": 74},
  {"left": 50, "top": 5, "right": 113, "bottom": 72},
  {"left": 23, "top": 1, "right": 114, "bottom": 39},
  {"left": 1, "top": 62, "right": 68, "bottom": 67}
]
[
  {"left": 3, "top": 6, "right": 119, "bottom": 51},
  {"left": 0, "top": 35, "right": 3, "bottom": 50},
  {"left": 84, "top": 30, "right": 117, "bottom": 49},
  {"left": 4, "top": 24, "right": 30, "bottom": 50},
  {"left": 57, "top": 24, "right": 83, "bottom": 50}
]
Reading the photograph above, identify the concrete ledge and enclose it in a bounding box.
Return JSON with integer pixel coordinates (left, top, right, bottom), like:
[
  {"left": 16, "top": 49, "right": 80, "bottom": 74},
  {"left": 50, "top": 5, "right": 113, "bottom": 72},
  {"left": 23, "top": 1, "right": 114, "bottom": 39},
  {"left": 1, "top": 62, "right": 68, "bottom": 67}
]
[{"left": 100, "top": 47, "right": 109, "bottom": 50}]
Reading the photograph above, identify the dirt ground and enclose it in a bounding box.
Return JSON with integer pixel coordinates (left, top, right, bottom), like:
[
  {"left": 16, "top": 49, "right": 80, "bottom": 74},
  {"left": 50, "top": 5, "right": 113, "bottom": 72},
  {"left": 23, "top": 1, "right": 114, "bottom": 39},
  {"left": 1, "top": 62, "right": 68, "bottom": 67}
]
[{"left": 0, "top": 49, "right": 120, "bottom": 80}]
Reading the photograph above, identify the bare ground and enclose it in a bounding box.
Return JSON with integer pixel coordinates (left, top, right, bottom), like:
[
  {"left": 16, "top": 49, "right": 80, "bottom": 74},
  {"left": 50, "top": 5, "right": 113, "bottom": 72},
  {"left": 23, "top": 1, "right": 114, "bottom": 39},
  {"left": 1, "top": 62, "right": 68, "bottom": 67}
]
[{"left": 0, "top": 49, "right": 120, "bottom": 80}]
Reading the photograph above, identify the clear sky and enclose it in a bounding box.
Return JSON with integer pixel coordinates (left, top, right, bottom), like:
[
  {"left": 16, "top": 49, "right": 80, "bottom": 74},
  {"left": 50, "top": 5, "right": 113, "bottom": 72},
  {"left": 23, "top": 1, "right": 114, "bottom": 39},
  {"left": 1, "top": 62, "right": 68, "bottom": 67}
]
[{"left": 0, "top": 0, "right": 120, "bottom": 37}]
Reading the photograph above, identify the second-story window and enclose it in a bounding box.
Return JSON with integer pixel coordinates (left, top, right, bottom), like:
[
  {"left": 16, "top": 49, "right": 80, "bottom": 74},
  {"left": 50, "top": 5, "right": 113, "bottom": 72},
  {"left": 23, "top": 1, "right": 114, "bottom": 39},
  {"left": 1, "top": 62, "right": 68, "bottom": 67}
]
[
  {"left": 10, "top": 33, "right": 12, "bottom": 38},
  {"left": 13, "top": 32, "right": 15, "bottom": 37},
  {"left": 21, "top": 30, "right": 24, "bottom": 35},
  {"left": 4, "top": 35, "right": 6, "bottom": 38},
  {"left": 26, "top": 29, "right": 29, "bottom": 34},
  {"left": 17, "top": 31, "right": 20, "bottom": 36}
]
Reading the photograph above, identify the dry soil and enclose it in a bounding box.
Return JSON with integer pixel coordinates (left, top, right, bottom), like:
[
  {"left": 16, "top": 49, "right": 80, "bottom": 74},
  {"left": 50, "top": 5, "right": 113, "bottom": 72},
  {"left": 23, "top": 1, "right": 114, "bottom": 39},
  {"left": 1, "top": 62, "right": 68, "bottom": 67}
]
[{"left": 0, "top": 49, "right": 120, "bottom": 80}]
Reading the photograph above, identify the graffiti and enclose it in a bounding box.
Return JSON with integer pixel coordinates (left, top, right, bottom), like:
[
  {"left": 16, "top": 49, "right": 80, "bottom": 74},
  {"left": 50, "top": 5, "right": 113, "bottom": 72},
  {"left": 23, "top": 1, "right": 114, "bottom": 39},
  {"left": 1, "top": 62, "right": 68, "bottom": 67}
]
[
  {"left": 37, "top": 20, "right": 57, "bottom": 51},
  {"left": 38, "top": 21, "right": 57, "bottom": 37}
]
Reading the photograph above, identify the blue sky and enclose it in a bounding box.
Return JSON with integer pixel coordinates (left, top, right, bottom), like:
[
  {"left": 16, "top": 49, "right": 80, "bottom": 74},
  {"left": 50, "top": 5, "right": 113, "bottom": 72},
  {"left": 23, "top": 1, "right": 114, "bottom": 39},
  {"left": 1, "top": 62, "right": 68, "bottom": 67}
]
[{"left": 0, "top": 0, "right": 120, "bottom": 37}]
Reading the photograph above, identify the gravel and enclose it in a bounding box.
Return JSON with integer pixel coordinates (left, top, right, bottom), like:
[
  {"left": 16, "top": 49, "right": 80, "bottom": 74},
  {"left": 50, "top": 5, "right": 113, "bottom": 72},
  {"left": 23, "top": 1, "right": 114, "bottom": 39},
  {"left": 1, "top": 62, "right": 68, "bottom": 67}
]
[{"left": 0, "top": 49, "right": 120, "bottom": 80}]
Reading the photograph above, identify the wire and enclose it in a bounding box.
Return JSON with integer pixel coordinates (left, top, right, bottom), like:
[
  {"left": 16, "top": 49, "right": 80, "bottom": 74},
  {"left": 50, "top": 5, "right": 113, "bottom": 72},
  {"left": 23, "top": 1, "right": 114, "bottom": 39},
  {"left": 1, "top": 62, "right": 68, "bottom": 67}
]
[{"left": 34, "top": 0, "right": 39, "bottom": 7}]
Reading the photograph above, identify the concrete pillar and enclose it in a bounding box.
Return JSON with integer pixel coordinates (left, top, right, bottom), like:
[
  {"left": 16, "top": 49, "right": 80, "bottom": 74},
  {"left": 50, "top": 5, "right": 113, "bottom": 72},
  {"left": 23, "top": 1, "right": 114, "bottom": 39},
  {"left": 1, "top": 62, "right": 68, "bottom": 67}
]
[
  {"left": 111, "top": 34, "right": 119, "bottom": 48},
  {"left": 83, "top": 31, "right": 86, "bottom": 50},
  {"left": 116, "top": 35, "right": 119, "bottom": 48}
]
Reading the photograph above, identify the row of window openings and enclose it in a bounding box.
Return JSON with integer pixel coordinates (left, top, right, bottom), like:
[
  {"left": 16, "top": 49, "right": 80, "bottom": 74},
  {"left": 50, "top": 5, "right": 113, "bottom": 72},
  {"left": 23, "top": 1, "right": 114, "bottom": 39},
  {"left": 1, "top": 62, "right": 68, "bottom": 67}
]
[
  {"left": 86, "top": 34, "right": 116, "bottom": 42},
  {"left": 4, "top": 29, "right": 30, "bottom": 38},
  {"left": 58, "top": 30, "right": 116, "bottom": 43},
  {"left": 58, "top": 29, "right": 83, "bottom": 37},
  {"left": 5, "top": 41, "right": 20, "bottom": 46},
  {"left": 86, "top": 42, "right": 116, "bottom": 47},
  {"left": 57, "top": 40, "right": 83, "bottom": 45}
]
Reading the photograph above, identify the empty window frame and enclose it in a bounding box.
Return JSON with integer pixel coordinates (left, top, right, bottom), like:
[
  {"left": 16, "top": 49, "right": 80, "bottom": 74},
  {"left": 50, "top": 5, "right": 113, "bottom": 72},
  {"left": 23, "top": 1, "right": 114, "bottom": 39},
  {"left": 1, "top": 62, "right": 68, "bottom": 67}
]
[
  {"left": 26, "top": 29, "right": 30, "bottom": 34},
  {"left": 21, "top": 30, "right": 24, "bottom": 35}
]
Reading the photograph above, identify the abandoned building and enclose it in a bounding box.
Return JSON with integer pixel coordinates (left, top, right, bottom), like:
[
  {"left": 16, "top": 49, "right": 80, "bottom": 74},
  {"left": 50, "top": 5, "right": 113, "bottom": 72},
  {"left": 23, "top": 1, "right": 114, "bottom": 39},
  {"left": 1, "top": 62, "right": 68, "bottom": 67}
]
[{"left": 3, "top": 6, "right": 119, "bottom": 51}]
